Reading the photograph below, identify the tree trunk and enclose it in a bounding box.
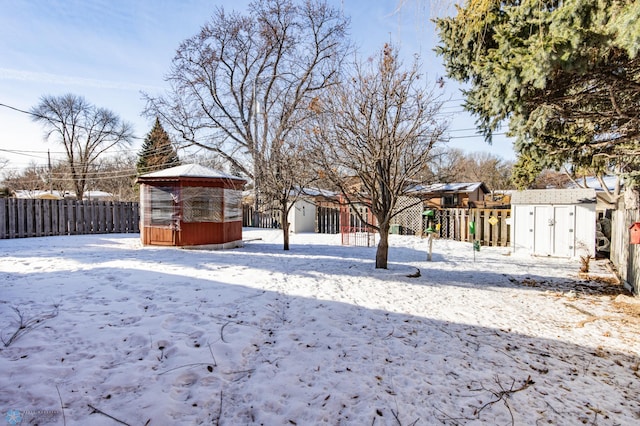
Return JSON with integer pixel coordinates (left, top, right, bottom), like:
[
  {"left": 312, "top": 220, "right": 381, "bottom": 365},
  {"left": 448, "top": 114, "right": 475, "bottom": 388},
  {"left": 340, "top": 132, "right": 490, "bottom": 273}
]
[
  {"left": 74, "top": 178, "right": 84, "bottom": 201},
  {"left": 376, "top": 222, "right": 390, "bottom": 269},
  {"left": 281, "top": 205, "right": 290, "bottom": 251}
]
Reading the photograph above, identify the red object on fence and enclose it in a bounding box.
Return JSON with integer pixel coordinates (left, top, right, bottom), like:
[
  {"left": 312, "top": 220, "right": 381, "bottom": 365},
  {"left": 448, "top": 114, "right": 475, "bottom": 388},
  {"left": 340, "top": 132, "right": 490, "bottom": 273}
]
[{"left": 630, "top": 223, "right": 640, "bottom": 244}]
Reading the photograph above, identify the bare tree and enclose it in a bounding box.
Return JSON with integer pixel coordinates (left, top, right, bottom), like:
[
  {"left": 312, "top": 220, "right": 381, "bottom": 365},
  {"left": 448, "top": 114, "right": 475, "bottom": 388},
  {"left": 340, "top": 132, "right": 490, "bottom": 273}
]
[
  {"left": 1, "top": 162, "right": 48, "bottom": 194},
  {"left": 143, "top": 0, "right": 350, "bottom": 249},
  {"left": 309, "top": 44, "right": 448, "bottom": 269},
  {"left": 531, "top": 169, "right": 571, "bottom": 189},
  {"left": 262, "top": 129, "right": 319, "bottom": 249},
  {"left": 459, "top": 152, "right": 513, "bottom": 192},
  {"left": 31, "top": 94, "right": 134, "bottom": 200},
  {"left": 89, "top": 155, "right": 138, "bottom": 202},
  {"left": 418, "top": 147, "right": 467, "bottom": 183},
  {"left": 417, "top": 148, "right": 514, "bottom": 192}
]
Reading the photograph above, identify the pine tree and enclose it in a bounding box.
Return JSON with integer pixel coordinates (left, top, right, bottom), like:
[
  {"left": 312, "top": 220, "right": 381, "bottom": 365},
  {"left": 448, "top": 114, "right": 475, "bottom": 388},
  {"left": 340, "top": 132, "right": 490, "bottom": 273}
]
[
  {"left": 136, "top": 118, "right": 180, "bottom": 175},
  {"left": 435, "top": 0, "right": 640, "bottom": 188}
]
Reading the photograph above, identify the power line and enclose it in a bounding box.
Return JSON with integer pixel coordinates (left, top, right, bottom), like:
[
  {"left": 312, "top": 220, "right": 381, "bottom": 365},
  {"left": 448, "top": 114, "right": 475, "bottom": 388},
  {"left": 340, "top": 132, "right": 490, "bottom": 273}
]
[
  {"left": 0, "top": 148, "right": 54, "bottom": 157},
  {"left": 1, "top": 148, "right": 229, "bottom": 181},
  {"left": 448, "top": 132, "right": 507, "bottom": 140},
  {"left": 0, "top": 102, "right": 146, "bottom": 141}
]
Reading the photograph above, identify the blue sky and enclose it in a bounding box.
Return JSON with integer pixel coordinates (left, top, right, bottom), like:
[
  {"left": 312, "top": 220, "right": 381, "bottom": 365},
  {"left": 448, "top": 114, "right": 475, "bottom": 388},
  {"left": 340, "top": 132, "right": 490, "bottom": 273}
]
[{"left": 0, "top": 0, "right": 515, "bottom": 172}]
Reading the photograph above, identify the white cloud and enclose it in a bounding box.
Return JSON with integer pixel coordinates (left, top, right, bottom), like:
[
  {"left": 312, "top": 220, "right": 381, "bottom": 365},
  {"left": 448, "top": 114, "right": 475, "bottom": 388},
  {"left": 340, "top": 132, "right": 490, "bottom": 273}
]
[{"left": 0, "top": 68, "right": 162, "bottom": 92}]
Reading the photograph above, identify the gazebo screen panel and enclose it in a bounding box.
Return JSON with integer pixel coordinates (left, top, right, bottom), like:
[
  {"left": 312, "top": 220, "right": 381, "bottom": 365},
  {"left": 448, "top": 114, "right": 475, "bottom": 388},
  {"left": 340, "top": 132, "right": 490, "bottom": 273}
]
[
  {"left": 148, "top": 186, "right": 177, "bottom": 226},
  {"left": 224, "top": 189, "right": 243, "bottom": 222},
  {"left": 182, "top": 187, "right": 223, "bottom": 223}
]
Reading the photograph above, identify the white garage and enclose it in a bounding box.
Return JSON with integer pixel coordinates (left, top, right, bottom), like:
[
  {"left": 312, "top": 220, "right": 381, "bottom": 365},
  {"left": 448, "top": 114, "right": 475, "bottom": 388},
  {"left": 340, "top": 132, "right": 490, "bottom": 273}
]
[{"left": 510, "top": 189, "right": 597, "bottom": 258}]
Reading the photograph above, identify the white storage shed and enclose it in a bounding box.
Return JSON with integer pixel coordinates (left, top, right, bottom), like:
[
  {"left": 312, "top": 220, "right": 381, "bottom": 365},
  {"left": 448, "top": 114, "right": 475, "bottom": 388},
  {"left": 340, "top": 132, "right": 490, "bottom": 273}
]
[
  {"left": 287, "top": 198, "right": 317, "bottom": 233},
  {"left": 510, "top": 189, "right": 597, "bottom": 258}
]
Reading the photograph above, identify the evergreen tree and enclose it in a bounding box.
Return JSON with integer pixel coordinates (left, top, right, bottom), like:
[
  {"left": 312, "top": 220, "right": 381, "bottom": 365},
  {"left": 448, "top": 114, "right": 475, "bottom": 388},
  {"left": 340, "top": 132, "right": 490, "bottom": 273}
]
[
  {"left": 136, "top": 118, "right": 180, "bottom": 174},
  {"left": 435, "top": 0, "right": 640, "bottom": 188}
]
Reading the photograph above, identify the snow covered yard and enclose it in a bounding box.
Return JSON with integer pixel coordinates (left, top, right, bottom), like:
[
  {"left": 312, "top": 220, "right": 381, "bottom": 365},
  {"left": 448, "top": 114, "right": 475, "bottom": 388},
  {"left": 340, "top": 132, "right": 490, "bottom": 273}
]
[{"left": 0, "top": 229, "right": 638, "bottom": 425}]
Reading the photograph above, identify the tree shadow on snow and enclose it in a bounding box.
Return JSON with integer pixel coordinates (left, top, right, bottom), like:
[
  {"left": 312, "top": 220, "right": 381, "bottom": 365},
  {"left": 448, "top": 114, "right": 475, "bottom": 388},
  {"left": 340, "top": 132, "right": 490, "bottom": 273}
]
[{"left": 0, "top": 254, "right": 638, "bottom": 425}]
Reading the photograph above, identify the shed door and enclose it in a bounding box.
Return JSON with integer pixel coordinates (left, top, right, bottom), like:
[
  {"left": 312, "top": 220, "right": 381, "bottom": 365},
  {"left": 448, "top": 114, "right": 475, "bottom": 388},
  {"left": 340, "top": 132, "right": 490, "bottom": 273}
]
[{"left": 533, "top": 205, "right": 575, "bottom": 257}]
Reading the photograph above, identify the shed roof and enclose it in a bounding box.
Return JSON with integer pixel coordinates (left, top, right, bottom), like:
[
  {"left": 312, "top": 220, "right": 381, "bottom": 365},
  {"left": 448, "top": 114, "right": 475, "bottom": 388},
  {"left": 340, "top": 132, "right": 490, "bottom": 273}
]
[
  {"left": 510, "top": 188, "right": 596, "bottom": 205},
  {"left": 139, "top": 164, "right": 245, "bottom": 181}
]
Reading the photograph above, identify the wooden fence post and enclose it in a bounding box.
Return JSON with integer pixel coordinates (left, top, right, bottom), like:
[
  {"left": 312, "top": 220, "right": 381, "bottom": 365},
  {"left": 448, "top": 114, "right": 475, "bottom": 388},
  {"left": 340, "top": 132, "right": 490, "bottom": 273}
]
[
  {"left": 0, "top": 199, "right": 6, "bottom": 239},
  {"left": 58, "top": 200, "right": 67, "bottom": 235},
  {"left": 133, "top": 202, "right": 140, "bottom": 233}
]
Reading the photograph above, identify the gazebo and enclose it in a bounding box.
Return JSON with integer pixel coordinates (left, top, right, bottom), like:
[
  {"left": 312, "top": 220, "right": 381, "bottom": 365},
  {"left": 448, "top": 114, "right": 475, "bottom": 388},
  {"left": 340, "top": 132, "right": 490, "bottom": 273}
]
[{"left": 137, "top": 164, "right": 246, "bottom": 249}]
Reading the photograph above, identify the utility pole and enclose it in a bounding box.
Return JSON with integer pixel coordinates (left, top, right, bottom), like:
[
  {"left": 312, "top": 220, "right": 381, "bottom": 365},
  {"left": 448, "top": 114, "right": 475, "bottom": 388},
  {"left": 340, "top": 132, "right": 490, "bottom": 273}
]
[
  {"left": 253, "top": 81, "right": 260, "bottom": 227},
  {"left": 48, "top": 149, "right": 52, "bottom": 194}
]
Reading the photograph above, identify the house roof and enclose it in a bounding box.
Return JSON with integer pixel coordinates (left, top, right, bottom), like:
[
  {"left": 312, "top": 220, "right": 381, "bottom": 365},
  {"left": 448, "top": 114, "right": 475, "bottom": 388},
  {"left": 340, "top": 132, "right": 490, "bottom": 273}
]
[
  {"left": 565, "top": 175, "right": 621, "bottom": 192},
  {"left": 13, "top": 190, "right": 114, "bottom": 200},
  {"left": 84, "top": 191, "right": 113, "bottom": 199},
  {"left": 13, "top": 190, "right": 65, "bottom": 200},
  {"left": 300, "top": 187, "right": 340, "bottom": 199},
  {"left": 138, "top": 164, "right": 245, "bottom": 181},
  {"left": 408, "top": 182, "right": 489, "bottom": 195}
]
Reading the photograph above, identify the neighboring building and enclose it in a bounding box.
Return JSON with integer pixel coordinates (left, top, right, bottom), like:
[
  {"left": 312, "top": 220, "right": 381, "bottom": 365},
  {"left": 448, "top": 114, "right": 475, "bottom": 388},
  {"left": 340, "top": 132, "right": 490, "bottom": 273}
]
[
  {"left": 565, "top": 175, "right": 622, "bottom": 254},
  {"left": 137, "top": 164, "right": 246, "bottom": 249},
  {"left": 510, "top": 188, "right": 597, "bottom": 258},
  {"left": 13, "top": 190, "right": 64, "bottom": 200},
  {"left": 288, "top": 198, "right": 316, "bottom": 233},
  {"left": 294, "top": 187, "right": 345, "bottom": 233},
  {"left": 566, "top": 175, "right": 620, "bottom": 192},
  {"left": 83, "top": 191, "right": 115, "bottom": 201},
  {"left": 13, "top": 190, "right": 115, "bottom": 201},
  {"left": 409, "top": 182, "right": 491, "bottom": 209}
]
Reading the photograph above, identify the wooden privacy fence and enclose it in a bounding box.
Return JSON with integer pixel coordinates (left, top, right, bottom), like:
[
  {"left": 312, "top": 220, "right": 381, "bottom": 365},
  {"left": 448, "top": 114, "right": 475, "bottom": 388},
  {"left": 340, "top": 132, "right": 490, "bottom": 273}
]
[
  {"left": 610, "top": 197, "right": 639, "bottom": 294},
  {"left": 242, "top": 205, "right": 279, "bottom": 228},
  {"left": 316, "top": 206, "right": 340, "bottom": 234},
  {"left": 0, "top": 198, "right": 139, "bottom": 239},
  {"left": 432, "top": 208, "right": 511, "bottom": 247}
]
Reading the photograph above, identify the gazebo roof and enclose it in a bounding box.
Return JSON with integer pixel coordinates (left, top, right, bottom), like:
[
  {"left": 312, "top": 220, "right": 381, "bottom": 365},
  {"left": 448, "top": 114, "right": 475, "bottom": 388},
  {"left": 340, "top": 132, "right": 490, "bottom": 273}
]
[{"left": 138, "top": 164, "right": 245, "bottom": 181}]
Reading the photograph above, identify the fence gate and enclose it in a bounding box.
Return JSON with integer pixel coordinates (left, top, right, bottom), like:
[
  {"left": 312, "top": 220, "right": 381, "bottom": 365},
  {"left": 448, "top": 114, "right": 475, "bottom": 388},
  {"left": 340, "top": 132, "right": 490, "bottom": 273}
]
[{"left": 340, "top": 201, "right": 376, "bottom": 247}]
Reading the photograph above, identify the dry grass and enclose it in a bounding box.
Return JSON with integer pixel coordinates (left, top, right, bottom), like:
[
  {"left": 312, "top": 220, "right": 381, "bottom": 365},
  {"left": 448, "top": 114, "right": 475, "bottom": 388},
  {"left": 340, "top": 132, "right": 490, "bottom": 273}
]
[{"left": 613, "top": 295, "right": 640, "bottom": 318}]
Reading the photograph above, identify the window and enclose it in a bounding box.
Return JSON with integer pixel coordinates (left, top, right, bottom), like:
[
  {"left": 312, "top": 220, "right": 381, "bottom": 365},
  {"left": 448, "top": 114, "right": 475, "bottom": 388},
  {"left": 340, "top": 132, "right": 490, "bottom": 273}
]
[{"left": 442, "top": 194, "right": 458, "bottom": 207}]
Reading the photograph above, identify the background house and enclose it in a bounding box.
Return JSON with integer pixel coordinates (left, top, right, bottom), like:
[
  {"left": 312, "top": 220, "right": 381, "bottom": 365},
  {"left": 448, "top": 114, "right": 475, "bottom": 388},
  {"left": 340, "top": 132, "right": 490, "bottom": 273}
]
[
  {"left": 288, "top": 188, "right": 341, "bottom": 234},
  {"left": 13, "top": 190, "right": 115, "bottom": 201},
  {"left": 13, "top": 190, "right": 64, "bottom": 200},
  {"left": 410, "top": 182, "right": 491, "bottom": 209}
]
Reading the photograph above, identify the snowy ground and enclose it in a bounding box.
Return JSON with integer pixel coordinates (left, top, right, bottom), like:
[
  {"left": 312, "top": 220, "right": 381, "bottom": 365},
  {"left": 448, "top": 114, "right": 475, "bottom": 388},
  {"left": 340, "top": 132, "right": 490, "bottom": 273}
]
[{"left": 0, "top": 229, "right": 638, "bottom": 425}]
